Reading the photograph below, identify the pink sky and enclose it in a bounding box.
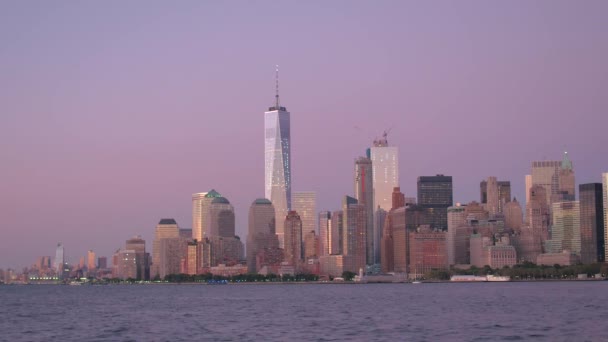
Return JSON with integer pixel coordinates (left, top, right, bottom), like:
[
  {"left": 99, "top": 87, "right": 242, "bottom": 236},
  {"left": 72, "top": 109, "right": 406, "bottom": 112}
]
[{"left": 1, "top": 1, "right": 607, "bottom": 268}]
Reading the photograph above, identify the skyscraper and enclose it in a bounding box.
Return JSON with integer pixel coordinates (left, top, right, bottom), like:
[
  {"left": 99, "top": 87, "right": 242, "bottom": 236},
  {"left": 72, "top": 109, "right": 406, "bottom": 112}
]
[
  {"left": 579, "top": 183, "right": 605, "bottom": 263},
  {"left": 53, "top": 243, "right": 64, "bottom": 275},
  {"left": 265, "top": 67, "right": 291, "bottom": 248},
  {"left": 548, "top": 201, "right": 581, "bottom": 255},
  {"left": 530, "top": 152, "right": 575, "bottom": 209},
  {"left": 152, "top": 218, "right": 182, "bottom": 279},
  {"left": 480, "top": 178, "right": 511, "bottom": 214},
  {"left": 247, "top": 198, "right": 279, "bottom": 273},
  {"left": 342, "top": 196, "right": 367, "bottom": 273},
  {"left": 87, "top": 250, "right": 96, "bottom": 270},
  {"left": 370, "top": 134, "right": 399, "bottom": 212},
  {"left": 293, "top": 192, "right": 316, "bottom": 235},
  {"left": 603, "top": 172, "right": 608, "bottom": 262},
  {"left": 354, "top": 156, "right": 374, "bottom": 265},
  {"left": 192, "top": 190, "right": 223, "bottom": 241},
  {"left": 330, "top": 211, "right": 343, "bottom": 255},
  {"left": 318, "top": 211, "right": 332, "bottom": 256},
  {"left": 284, "top": 211, "right": 302, "bottom": 267},
  {"left": 417, "top": 175, "right": 453, "bottom": 230}
]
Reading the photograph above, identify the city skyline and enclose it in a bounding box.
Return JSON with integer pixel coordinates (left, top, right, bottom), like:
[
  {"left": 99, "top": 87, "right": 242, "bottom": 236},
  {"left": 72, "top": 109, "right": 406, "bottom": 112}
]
[{"left": 2, "top": 1, "right": 608, "bottom": 269}]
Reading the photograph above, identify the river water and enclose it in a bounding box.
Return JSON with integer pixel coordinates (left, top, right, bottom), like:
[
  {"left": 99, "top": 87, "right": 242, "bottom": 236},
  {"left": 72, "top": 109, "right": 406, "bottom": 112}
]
[{"left": 0, "top": 282, "right": 606, "bottom": 341}]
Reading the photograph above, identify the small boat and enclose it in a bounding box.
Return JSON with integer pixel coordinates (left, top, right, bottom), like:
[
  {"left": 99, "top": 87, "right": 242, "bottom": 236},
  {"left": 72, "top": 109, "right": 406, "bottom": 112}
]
[
  {"left": 68, "top": 281, "right": 82, "bottom": 286},
  {"left": 412, "top": 280, "right": 422, "bottom": 284}
]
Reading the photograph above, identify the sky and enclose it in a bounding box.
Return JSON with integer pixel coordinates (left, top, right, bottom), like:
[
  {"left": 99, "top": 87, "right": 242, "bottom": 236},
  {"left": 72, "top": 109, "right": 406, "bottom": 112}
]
[{"left": 1, "top": 1, "right": 607, "bottom": 269}]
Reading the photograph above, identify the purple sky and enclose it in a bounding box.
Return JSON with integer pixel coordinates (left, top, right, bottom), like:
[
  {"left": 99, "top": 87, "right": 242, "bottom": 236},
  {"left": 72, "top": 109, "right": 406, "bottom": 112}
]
[{"left": 1, "top": 1, "right": 607, "bottom": 269}]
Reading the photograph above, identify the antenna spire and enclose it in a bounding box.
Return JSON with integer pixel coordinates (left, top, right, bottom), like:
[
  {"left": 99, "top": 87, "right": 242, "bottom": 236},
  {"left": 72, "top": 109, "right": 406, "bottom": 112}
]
[{"left": 275, "top": 65, "right": 280, "bottom": 109}]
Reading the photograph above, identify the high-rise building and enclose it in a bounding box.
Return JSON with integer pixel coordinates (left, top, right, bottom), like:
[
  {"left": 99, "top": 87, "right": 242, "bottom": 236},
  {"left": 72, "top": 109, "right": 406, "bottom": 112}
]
[
  {"left": 602, "top": 172, "right": 608, "bottom": 262},
  {"left": 247, "top": 198, "right": 279, "bottom": 273},
  {"left": 504, "top": 198, "right": 523, "bottom": 231},
  {"left": 293, "top": 192, "right": 316, "bottom": 235},
  {"left": 408, "top": 226, "right": 448, "bottom": 279},
  {"left": 417, "top": 175, "right": 453, "bottom": 230},
  {"left": 342, "top": 196, "right": 367, "bottom": 273},
  {"left": 548, "top": 201, "right": 581, "bottom": 255},
  {"left": 97, "top": 256, "right": 107, "bottom": 269},
  {"left": 304, "top": 230, "right": 319, "bottom": 259},
  {"left": 53, "top": 243, "right": 64, "bottom": 275},
  {"left": 480, "top": 179, "right": 511, "bottom": 214},
  {"left": 207, "top": 196, "right": 236, "bottom": 238},
  {"left": 284, "top": 211, "right": 302, "bottom": 267},
  {"left": 264, "top": 69, "right": 291, "bottom": 248},
  {"left": 318, "top": 211, "right": 332, "bottom": 256},
  {"left": 370, "top": 134, "right": 399, "bottom": 212},
  {"left": 152, "top": 218, "right": 181, "bottom": 279},
  {"left": 330, "top": 211, "right": 343, "bottom": 255},
  {"left": 525, "top": 174, "right": 532, "bottom": 207},
  {"left": 579, "top": 183, "right": 605, "bottom": 263},
  {"left": 527, "top": 185, "right": 550, "bottom": 244},
  {"left": 354, "top": 156, "right": 374, "bottom": 265},
  {"left": 530, "top": 152, "right": 575, "bottom": 210},
  {"left": 125, "top": 236, "right": 150, "bottom": 280},
  {"left": 374, "top": 208, "right": 387, "bottom": 264},
  {"left": 192, "top": 190, "right": 223, "bottom": 241},
  {"left": 87, "top": 250, "right": 96, "bottom": 270},
  {"left": 447, "top": 204, "right": 467, "bottom": 266}
]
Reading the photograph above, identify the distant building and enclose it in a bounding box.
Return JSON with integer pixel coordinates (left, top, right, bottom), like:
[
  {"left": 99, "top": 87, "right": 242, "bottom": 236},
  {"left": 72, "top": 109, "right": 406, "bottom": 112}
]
[
  {"left": 370, "top": 135, "right": 399, "bottom": 212},
  {"left": 330, "top": 211, "right": 343, "bottom": 255},
  {"left": 97, "top": 256, "right": 107, "bottom": 270},
  {"left": 125, "top": 236, "right": 150, "bottom": 280},
  {"left": 579, "top": 183, "right": 605, "bottom": 263},
  {"left": 318, "top": 211, "right": 331, "bottom": 256},
  {"left": 480, "top": 178, "right": 511, "bottom": 214},
  {"left": 264, "top": 85, "right": 292, "bottom": 249},
  {"left": 206, "top": 196, "right": 244, "bottom": 266},
  {"left": 319, "top": 255, "right": 356, "bottom": 278},
  {"left": 87, "top": 250, "right": 96, "bottom": 270},
  {"left": 545, "top": 201, "right": 580, "bottom": 255},
  {"left": 247, "top": 198, "right": 279, "bottom": 273},
  {"left": 303, "top": 230, "right": 319, "bottom": 259},
  {"left": 192, "top": 190, "right": 223, "bottom": 241},
  {"left": 417, "top": 175, "right": 453, "bottom": 230},
  {"left": 408, "top": 226, "right": 448, "bottom": 279},
  {"left": 374, "top": 208, "right": 387, "bottom": 264},
  {"left": 293, "top": 192, "right": 316, "bottom": 235},
  {"left": 342, "top": 196, "right": 367, "bottom": 273},
  {"left": 54, "top": 243, "right": 64, "bottom": 276},
  {"left": 530, "top": 152, "right": 575, "bottom": 212},
  {"left": 447, "top": 204, "right": 467, "bottom": 265},
  {"left": 284, "top": 211, "right": 303, "bottom": 267},
  {"left": 504, "top": 198, "right": 523, "bottom": 231},
  {"left": 152, "top": 218, "right": 181, "bottom": 279},
  {"left": 603, "top": 173, "right": 608, "bottom": 262},
  {"left": 354, "top": 156, "right": 374, "bottom": 265},
  {"left": 536, "top": 251, "right": 580, "bottom": 266}
]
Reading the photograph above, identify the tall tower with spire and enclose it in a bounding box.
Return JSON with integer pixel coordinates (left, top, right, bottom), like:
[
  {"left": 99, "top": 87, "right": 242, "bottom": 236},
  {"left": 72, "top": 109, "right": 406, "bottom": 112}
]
[{"left": 264, "top": 66, "right": 291, "bottom": 248}]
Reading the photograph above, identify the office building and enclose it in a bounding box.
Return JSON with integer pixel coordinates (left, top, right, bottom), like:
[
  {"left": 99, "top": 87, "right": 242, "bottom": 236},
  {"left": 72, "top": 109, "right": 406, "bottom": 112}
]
[
  {"left": 87, "top": 250, "right": 96, "bottom": 270},
  {"left": 152, "top": 218, "right": 181, "bottom": 278},
  {"left": 284, "top": 211, "right": 303, "bottom": 267},
  {"left": 579, "top": 183, "right": 605, "bottom": 263},
  {"left": 318, "top": 211, "right": 331, "bottom": 256},
  {"left": 354, "top": 156, "right": 374, "bottom": 265},
  {"left": 293, "top": 192, "right": 316, "bottom": 235},
  {"left": 264, "top": 70, "right": 291, "bottom": 248},
  {"left": 417, "top": 175, "right": 453, "bottom": 230},
  {"left": 247, "top": 198, "right": 279, "bottom": 273},
  {"left": 342, "top": 196, "right": 367, "bottom": 273},
  {"left": 53, "top": 243, "right": 64, "bottom": 275}
]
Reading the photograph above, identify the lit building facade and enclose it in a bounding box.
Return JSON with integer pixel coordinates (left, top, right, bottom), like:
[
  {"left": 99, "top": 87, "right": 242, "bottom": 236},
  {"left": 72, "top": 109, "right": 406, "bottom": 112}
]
[
  {"left": 264, "top": 87, "right": 291, "bottom": 248},
  {"left": 152, "top": 218, "right": 181, "bottom": 279},
  {"left": 284, "top": 211, "right": 303, "bottom": 267},
  {"left": 293, "top": 191, "right": 316, "bottom": 235},
  {"left": 354, "top": 156, "right": 374, "bottom": 265},
  {"left": 547, "top": 201, "right": 580, "bottom": 255},
  {"left": 247, "top": 198, "right": 279, "bottom": 273},
  {"left": 318, "top": 211, "right": 331, "bottom": 256}
]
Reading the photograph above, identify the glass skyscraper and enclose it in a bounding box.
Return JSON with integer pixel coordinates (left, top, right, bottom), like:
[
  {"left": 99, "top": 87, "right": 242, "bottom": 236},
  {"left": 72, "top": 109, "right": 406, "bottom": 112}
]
[
  {"left": 579, "top": 183, "right": 605, "bottom": 263},
  {"left": 264, "top": 82, "right": 291, "bottom": 248},
  {"left": 417, "top": 175, "right": 453, "bottom": 231}
]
